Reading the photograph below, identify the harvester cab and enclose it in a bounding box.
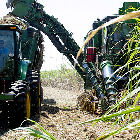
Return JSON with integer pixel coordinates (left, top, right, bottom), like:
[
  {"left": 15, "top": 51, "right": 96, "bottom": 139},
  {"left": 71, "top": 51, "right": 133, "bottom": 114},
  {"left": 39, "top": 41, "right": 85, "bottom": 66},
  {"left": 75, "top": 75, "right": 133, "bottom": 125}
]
[{"left": 0, "top": 25, "right": 21, "bottom": 92}]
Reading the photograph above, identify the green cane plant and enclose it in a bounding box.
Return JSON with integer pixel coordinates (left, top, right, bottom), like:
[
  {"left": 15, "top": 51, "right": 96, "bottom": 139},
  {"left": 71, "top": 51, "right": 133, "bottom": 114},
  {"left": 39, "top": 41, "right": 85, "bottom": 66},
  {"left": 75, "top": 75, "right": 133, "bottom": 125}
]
[
  {"left": 14, "top": 119, "right": 56, "bottom": 140},
  {"left": 81, "top": 9, "right": 140, "bottom": 140}
]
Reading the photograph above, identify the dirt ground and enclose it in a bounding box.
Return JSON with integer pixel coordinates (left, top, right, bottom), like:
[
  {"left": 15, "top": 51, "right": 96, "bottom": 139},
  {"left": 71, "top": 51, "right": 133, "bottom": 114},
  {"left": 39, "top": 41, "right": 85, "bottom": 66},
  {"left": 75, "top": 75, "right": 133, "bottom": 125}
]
[{"left": 0, "top": 86, "right": 139, "bottom": 140}]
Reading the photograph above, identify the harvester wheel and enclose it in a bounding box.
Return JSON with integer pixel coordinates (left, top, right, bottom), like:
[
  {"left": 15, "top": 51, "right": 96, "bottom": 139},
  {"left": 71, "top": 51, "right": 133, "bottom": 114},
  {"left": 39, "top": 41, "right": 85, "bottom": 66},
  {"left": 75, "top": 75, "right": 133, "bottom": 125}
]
[
  {"left": 8, "top": 81, "right": 31, "bottom": 127},
  {"left": 28, "top": 70, "right": 42, "bottom": 115}
]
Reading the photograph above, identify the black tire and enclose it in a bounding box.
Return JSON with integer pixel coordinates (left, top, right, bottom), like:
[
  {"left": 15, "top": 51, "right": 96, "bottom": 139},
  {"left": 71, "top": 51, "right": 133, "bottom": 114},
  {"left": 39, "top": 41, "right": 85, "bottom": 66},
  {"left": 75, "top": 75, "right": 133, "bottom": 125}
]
[
  {"left": 5, "top": 81, "right": 31, "bottom": 127},
  {"left": 28, "top": 70, "right": 42, "bottom": 116}
]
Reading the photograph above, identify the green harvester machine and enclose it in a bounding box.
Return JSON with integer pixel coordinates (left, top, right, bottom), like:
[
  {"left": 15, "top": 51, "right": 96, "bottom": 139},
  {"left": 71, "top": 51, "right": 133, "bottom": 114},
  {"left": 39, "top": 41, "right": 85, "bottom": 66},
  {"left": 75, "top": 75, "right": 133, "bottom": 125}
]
[
  {"left": 0, "top": 24, "right": 43, "bottom": 127},
  {"left": 0, "top": 0, "right": 139, "bottom": 127}
]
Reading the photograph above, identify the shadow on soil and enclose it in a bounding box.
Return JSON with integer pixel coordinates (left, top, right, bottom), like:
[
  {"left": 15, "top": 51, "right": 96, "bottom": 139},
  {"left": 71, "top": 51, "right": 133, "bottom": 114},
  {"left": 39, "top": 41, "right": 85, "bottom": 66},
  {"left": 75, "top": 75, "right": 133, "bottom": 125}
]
[
  {"left": 41, "top": 98, "right": 77, "bottom": 117},
  {"left": 42, "top": 98, "right": 56, "bottom": 105}
]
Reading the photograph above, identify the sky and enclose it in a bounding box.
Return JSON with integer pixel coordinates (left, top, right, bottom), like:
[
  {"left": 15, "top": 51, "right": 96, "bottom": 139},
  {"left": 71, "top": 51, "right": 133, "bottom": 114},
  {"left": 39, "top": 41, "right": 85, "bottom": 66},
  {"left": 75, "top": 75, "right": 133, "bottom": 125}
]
[{"left": 0, "top": 0, "right": 140, "bottom": 70}]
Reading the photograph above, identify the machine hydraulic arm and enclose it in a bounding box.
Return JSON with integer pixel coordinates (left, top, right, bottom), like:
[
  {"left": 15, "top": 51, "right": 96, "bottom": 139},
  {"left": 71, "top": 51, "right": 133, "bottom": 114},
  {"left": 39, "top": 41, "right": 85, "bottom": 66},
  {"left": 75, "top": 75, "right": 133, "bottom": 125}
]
[{"left": 6, "top": 0, "right": 105, "bottom": 99}]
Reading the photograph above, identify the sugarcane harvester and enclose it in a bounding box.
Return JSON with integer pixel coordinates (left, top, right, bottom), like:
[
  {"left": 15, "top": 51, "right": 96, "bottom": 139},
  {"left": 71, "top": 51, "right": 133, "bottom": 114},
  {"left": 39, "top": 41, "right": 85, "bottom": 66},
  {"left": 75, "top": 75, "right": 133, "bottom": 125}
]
[
  {"left": 84, "top": 2, "right": 140, "bottom": 106},
  {"left": 0, "top": 23, "right": 44, "bottom": 126},
  {"left": 0, "top": 0, "right": 139, "bottom": 126}
]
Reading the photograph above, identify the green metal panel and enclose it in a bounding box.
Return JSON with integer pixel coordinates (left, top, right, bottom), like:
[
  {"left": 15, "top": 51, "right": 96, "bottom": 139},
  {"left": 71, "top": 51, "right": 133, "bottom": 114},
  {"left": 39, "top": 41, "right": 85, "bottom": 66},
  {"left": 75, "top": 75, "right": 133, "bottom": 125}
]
[
  {"left": 94, "top": 31, "right": 102, "bottom": 48},
  {"left": 12, "top": 0, "right": 35, "bottom": 17},
  {"left": 19, "top": 59, "right": 31, "bottom": 80},
  {"left": 21, "top": 28, "right": 39, "bottom": 64}
]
